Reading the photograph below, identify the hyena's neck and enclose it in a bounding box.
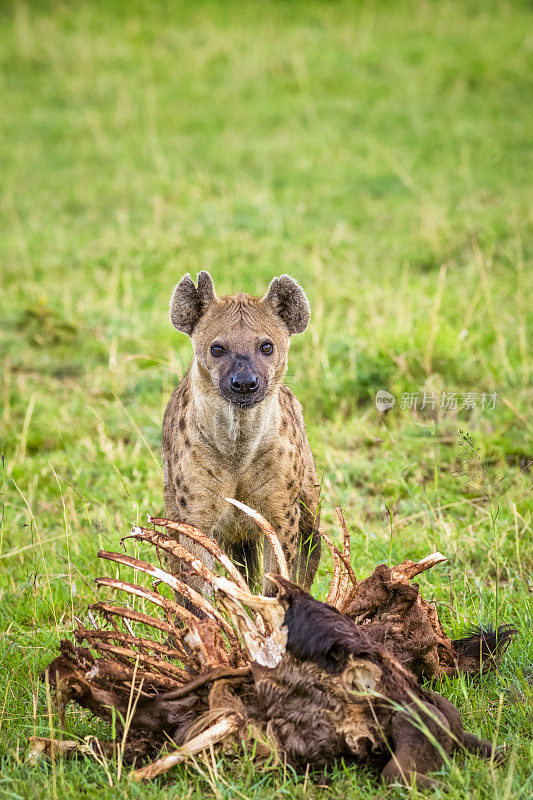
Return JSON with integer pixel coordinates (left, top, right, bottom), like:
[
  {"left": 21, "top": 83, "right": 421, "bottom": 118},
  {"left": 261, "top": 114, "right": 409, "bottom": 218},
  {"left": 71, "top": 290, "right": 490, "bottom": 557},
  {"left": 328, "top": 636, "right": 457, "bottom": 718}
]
[{"left": 188, "top": 362, "right": 282, "bottom": 463}]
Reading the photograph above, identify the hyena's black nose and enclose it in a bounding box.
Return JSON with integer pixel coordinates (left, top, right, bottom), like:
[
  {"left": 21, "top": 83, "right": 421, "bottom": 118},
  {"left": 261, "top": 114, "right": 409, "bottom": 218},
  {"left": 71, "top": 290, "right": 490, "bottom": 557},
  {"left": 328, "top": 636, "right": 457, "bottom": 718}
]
[
  {"left": 230, "top": 373, "right": 259, "bottom": 393},
  {"left": 229, "top": 357, "right": 259, "bottom": 394},
  {"left": 230, "top": 355, "right": 260, "bottom": 394}
]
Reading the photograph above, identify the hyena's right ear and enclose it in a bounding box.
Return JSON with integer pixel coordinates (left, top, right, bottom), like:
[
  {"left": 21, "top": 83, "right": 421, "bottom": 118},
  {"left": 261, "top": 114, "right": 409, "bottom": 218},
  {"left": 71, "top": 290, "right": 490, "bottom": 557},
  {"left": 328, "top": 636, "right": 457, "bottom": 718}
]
[{"left": 170, "top": 271, "right": 217, "bottom": 335}]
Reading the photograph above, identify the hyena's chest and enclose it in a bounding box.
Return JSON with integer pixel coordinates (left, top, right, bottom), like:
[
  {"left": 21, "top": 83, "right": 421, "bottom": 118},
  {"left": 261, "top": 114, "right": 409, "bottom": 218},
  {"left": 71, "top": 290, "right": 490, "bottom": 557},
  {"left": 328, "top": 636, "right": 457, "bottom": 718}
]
[
  {"left": 184, "top": 427, "right": 298, "bottom": 542},
  {"left": 188, "top": 399, "right": 294, "bottom": 480}
]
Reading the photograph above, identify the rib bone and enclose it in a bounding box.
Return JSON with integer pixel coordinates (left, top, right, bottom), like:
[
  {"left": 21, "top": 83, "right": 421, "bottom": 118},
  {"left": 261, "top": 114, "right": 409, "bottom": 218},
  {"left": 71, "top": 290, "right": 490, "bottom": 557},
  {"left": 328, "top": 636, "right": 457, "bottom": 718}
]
[
  {"left": 336, "top": 507, "right": 356, "bottom": 602},
  {"left": 225, "top": 498, "right": 290, "bottom": 579},
  {"left": 95, "top": 577, "right": 195, "bottom": 624},
  {"left": 390, "top": 552, "right": 447, "bottom": 582},
  {"left": 89, "top": 602, "right": 182, "bottom": 638},
  {"left": 76, "top": 628, "right": 186, "bottom": 660},
  {"left": 319, "top": 527, "right": 343, "bottom": 606},
  {"left": 130, "top": 715, "right": 240, "bottom": 782}
]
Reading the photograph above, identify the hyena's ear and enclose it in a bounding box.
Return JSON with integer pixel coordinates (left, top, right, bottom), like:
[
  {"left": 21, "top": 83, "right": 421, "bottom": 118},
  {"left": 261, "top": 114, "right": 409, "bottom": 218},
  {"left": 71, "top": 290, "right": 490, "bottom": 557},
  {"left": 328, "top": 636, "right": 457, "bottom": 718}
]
[
  {"left": 170, "top": 271, "right": 217, "bottom": 335},
  {"left": 263, "top": 275, "right": 310, "bottom": 334}
]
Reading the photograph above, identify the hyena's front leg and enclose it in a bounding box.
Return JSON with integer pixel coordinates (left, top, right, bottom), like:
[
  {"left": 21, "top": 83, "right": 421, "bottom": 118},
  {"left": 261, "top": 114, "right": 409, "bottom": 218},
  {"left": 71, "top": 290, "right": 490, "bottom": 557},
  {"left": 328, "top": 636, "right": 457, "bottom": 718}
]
[
  {"left": 263, "top": 497, "right": 320, "bottom": 593},
  {"left": 226, "top": 538, "right": 262, "bottom": 593},
  {"left": 294, "top": 496, "right": 321, "bottom": 590}
]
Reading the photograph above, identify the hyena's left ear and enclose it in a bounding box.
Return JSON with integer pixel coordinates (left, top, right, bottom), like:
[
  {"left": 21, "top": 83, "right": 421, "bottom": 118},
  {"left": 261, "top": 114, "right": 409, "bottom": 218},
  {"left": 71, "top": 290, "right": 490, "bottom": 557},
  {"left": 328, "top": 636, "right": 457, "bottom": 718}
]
[
  {"left": 263, "top": 275, "right": 310, "bottom": 334},
  {"left": 170, "top": 271, "right": 217, "bottom": 336}
]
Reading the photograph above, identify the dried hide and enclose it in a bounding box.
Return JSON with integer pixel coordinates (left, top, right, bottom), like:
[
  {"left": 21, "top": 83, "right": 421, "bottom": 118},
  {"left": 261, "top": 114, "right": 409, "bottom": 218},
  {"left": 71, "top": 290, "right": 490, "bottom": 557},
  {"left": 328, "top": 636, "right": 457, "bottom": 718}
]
[
  {"left": 318, "top": 510, "right": 515, "bottom": 680},
  {"left": 342, "top": 559, "right": 515, "bottom": 679}
]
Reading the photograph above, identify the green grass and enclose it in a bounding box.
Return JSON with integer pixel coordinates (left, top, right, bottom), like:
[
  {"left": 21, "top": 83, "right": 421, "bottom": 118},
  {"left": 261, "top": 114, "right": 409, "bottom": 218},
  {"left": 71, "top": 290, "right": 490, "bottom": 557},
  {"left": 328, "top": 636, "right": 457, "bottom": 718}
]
[{"left": 0, "top": 0, "right": 532, "bottom": 797}]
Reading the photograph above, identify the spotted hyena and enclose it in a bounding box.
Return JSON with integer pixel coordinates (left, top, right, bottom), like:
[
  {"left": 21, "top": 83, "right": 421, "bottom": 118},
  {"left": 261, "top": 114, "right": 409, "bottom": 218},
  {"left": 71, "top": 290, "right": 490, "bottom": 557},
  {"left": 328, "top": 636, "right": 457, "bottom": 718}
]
[{"left": 162, "top": 271, "right": 320, "bottom": 603}]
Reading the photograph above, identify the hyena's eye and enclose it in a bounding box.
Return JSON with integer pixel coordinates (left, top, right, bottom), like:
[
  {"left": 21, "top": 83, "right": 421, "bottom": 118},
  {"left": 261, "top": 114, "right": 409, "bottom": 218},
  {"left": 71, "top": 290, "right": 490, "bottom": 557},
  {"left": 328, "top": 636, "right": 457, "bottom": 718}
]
[
  {"left": 210, "top": 343, "right": 226, "bottom": 357},
  {"left": 260, "top": 341, "right": 274, "bottom": 355}
]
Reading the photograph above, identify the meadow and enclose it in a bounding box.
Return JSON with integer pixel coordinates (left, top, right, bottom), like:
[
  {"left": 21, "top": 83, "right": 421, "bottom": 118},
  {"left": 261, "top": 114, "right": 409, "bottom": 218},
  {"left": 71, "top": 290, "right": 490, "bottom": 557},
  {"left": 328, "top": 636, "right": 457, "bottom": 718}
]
[{"left": 0, "top": 1, "right": 531, "bottom": 797}]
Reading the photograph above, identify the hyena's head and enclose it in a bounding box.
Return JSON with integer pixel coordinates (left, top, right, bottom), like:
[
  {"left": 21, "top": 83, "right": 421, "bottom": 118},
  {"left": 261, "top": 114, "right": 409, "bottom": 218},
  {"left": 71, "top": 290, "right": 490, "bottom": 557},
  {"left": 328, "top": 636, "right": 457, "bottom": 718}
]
[{"left": 170, "top": 272, "right": 310, "bottom": 408}]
